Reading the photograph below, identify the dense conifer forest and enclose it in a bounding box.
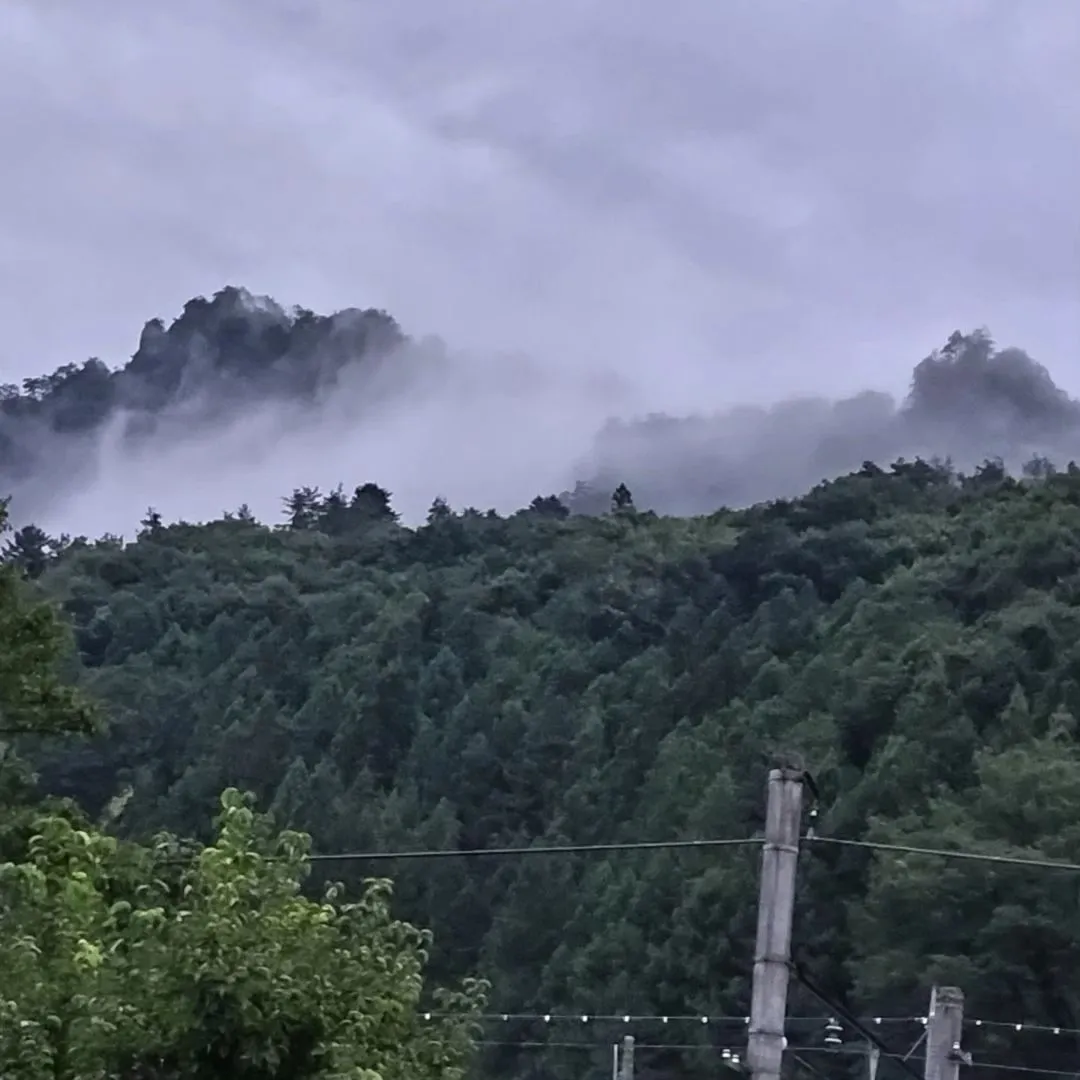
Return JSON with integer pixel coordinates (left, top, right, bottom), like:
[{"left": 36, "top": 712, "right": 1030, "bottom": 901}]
[{"left": 4, "top": 291, "right": 1080, "bottom": 1079}]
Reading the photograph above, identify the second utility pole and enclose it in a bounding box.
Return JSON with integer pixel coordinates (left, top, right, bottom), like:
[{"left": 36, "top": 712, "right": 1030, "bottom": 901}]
[
  {"left": 924, "top": 987, "right": 967, "bottom": 1080},
  {"left": 747, "top": 768, "right": 804, "bottom": 1080}
]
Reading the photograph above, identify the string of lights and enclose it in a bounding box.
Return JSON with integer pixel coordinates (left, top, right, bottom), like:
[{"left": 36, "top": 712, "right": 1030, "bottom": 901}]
[
  {"left": 856, "top": 1015, "right": 1080, "bottom": 1037},
  {"left": 477, "top": 1040, "right": 745, "bottom": 1055},
  {"left": 965, "top": 1018, "right": 1080, "bottom": 1038},
  {"left": 419, "top": 1011, "right": 1080, "bottom": 1036},
  {"left": 425, "top": 1012, "right": 829, "bottom": 1024}
]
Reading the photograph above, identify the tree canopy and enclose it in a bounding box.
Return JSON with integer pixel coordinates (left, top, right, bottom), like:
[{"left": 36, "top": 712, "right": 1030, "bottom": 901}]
[
  {"left": 11, "top": 451, "right": 1080, "bottom": 1078},
  {"left": 0, "top": 790, "right": 482, "bottom": 1080},
  {"left": 0, "top": 500, "right": 482, "bottom": 1080}
]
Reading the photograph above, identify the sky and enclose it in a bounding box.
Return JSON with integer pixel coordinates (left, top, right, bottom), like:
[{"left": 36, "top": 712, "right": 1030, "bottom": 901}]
[{"left": 1, "top": 0, "right": 1078, "bottom": 529}]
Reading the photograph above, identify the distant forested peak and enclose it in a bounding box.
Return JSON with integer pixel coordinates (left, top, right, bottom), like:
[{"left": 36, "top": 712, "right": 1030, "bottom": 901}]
[
  {"left": 0, "top": 286, "right": 407, "bottom": 483},
  {"left": 577, "top": 329, "right": 1080, "bottom": 515},
  {"left": 905, "top": 328, "right": 1077, "bottom": 429}
]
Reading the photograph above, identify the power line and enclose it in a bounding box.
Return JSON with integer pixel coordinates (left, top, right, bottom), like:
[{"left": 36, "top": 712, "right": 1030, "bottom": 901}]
[
  {"left": 795, "top": 1045, "right": 1079, "bottom": 1079},
  {"left": 157, "top": 833, "right": 763, "bottom": 868},
  {"left": 307, "top": 835, "right": 759, "bottom": 863},
  {"left": 478, "top": 1040, "right": 1078, "bottom": 1077},
  {"left": 300, "top": 833, "right": 1080, "bottom": 870},
  {"left": 967, "top": 1065, "right": 1080, "bottom": 1077},
  {"left": 156, "top": 826, "right": 1080, "bottom": 871},
  {"left": 789, "top": 1049, "right": 837, "bottom": 1080},
  {"left": 789, "top": 963, "right": 924, "bottom": 1080},
  {"left": 809, "top": 836, "right": 1080, "bottom": 875}
]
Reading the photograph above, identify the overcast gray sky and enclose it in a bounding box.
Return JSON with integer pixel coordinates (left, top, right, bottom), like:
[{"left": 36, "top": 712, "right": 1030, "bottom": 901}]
[
  {"left": 4, "top": 0, "right": 1077, "bottom": 404},
  {"left": 1, "top": 0, "right": 1078, "bottom": 530}
]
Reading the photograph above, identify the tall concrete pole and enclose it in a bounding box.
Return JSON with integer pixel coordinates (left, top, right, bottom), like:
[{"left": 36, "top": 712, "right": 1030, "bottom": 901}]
[{"left": 747, "top": 768, "right": 804, "bottom": 1080}]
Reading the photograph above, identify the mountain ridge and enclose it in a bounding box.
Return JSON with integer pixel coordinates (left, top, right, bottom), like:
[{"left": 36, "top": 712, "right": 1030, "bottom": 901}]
[{"left": 3, "top": 287, "right": 1077, "bottom": 531}]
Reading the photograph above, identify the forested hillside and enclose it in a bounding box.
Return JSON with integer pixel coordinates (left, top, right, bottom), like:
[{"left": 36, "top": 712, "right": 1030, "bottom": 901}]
[
  {"left": 14, "top": 454, "right": 1080, "bottom": 1079},
  {"left": 0, "top": 498, "right": 482, "bottom": 1079}
]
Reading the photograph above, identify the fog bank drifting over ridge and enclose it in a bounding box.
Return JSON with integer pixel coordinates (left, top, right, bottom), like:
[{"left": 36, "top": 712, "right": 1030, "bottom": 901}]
[
  {"left": 578, "top": 339, "right": 1080, "bottom": 515},
  {"left": 1, "top": 290, "right": 1075, "bottom": 536}
]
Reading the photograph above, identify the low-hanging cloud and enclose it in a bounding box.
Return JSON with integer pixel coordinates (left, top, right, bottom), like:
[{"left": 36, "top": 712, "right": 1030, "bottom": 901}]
[
  {"left": 22, "top": 348, "right": 634, "bottom": 536},
  {"left": 0, "top": 0, "right": 1077, "bottom": 535},
  {"left": 4, "top": 289, "right": 642, "bottom": 533},
  {"left": 6, "top": 298, "right": 1080, "bottom": 537}
]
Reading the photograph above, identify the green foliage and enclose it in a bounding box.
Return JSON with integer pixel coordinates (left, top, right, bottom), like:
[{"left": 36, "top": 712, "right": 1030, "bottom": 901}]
[
  {"left": 0, "top": 502, "right": 97, "bottom": 739},
  {"left": 0, "top": 498, "right": 100, "bottom": 867},
  {"left": 0, "top": 790, "right": 483, "bottom": 1080},
  {"left": 0, "top": 495, "right": 480, "bottom": 1080}
]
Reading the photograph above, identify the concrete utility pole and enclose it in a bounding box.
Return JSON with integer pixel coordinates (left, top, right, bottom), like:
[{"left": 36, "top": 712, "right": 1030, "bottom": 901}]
[
  {"left": 616, "top": 1035, "right": 635, "bottom": 1080},
  {"left": 924, "top": 987, "right": 967, "bottom": 1080},
  {"left": 747, "top": 768, "right": 805, "bottom": 1080},
  {"left": 866, "top": 1042, "right": 881, "bottom": 1080}
]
